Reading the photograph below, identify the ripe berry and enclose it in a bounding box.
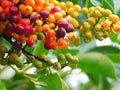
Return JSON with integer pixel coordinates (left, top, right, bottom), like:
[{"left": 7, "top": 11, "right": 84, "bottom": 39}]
[
  {"left": 15, "top": 25, "right": 24, "bottom": 35},
  {"left": 10, "top": 6, "right": 19, "bottom": 15},
  {"left": 66, "top": 23, "right": 74, "bottom": 33},
  {"left": 0, "top": 13, "right": 7, "bottom": 22},
  {"left": 12, "top": 15, "right": 21, "bottom": 23},
  {"left": 24, "top": 25, "right": 34, "bottom": 35},
  {"left": 58, "top": 19, "right": 69, "bottom": 29},
  {"left": 56, "top": 27, "right": 66, "bottom": 38},
  {"left": 13, "top": 41, "right": 22, "bottom": 50},
  {"left": 6, "top": 23, "right": 15, "bottom": 31},
  {"left": 44, "top": 42, "right": 51, "bottom": 50},
  {"left": 30, "top": 13, "right": 41, "bottom": 23},
  {"left": 26, "top": 39, "right": 34, "bottom": 47},
  {"left": 40, "top": 10, "right": 49, "bottom": 19},
  {"left": 51, "top": 6, "right": 61, "bottom": 13}
]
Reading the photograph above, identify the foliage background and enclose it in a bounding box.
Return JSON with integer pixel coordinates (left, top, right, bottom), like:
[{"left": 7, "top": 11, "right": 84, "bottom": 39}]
[{"left": 0, "top": 0, "right": 120, "bottom": 90}]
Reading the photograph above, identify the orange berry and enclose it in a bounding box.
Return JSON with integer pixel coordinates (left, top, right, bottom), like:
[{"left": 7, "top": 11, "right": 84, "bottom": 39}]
[
  {"left": 102, "top": 20, "right": 111, "bottom": 28},
  {"left": 50, "top": 42, "right": 58, "bottom": 50},
  {"left": 30, "top": 35, "right": 37, "bottom": 41},
  {"left": 57, "top": 38, "right": 69, "bottom": 49},
  {"left": 25, "top": 0, "right": 35, "bottom": 6},
  {"left": 33, "top": 5, "right": 42, "bottom": 13},
  {"left": 13, "top": 0, "right": 20, "bottom": 4},
  {"left": 19, "top": 35, "right": 28, "bottom": 43},
  {"left": 13, "top": 33, "right": 19, "bottom": 40},
  {"left": 66, "top": 1, "right": 73, "bottom": 8},
  {"left": 19, "top": 4, "right": 25, "bottom": 13},
  {"left": 0, "top": 6, "right": 3, "bottom": 13},
  {"left": 112, "top": 24, "right": 120, "bottom": 32},
  {"left": 34, "top": 0, "right": 44, "bottom": 6},
  {"left": 109, "top": 14, "right": 119, "bottom": 23},
  {"left": 42, "top": 24, "right": 51, "bottom": 32}
]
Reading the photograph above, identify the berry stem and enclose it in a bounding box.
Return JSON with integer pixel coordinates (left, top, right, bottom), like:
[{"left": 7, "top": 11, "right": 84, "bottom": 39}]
[{"left": 1, "top": 34, "right": 48, "bottom": 63}]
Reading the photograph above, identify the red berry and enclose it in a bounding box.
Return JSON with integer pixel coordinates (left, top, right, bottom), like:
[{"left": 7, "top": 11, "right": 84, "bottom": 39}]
[
  {"left": 1, "top": 0, "right": 12, "bottom": 8},
  {"left": 66, "top": 23, "right": 74, "bottom": 33},
  {"left": 12, "top": 15, "right": 21, "bottom": 23},
  {"left": 44, "top": 42, "right": 51, "bottom": 50},
  {"left": 24, "top": 25, "right": 34, "bottom": 35},
  {"left": 15, "top": 25, "right": 24, "bottom": 35},
  {"left": 30, "top": 13, "right": 41, "bottom": 23},
  {"left": 0, "top": 13, "right": 7, "bottom": 21},
  {"left": 3, "top": 8, "right": 10, "bottom": 15},
  {"left": 10, "top": 6, "right": 19, "bottom": 15},
  {"left": 19, "top": 18, "right": 31, "bottom": 25},
  {"left": 40, "top": 10, "right": 49, "bottom": 19},
  {"left": 58, "top": 19, "right": 69, "bottom": 29},
  {"left": 26, "top": 39, "right": 34, "bottom": 47},
  {"left": 6, "top": 23, "right": 15, "bottom": 31},
  {"left": 51, "top": 6, "right": 61, "bottom": 13}
]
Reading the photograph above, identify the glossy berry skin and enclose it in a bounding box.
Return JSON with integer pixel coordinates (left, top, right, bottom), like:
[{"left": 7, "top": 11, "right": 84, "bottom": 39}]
[
  {"left": 56, "top": 27, "right": 66, "bottom": 38},
  {"left": 58, "top": 19, "right": 69, "bottom": 29},
  {"left": 12, "top": 15, "right": 20, "bottom": 23},
  {"left": 13, "top": 41, "right": 22, "bottom": 50},
  {"left": 66, "top": 23, "right": 74, "bottom": 33},
  {"left": 26, "top": 39, "right": 34, "bottom": 47},
  {"left": 24, "top": 25, "right": 34, "bottom": 35},
  {"left": 30, "top": 13, "right": 41, "bottom": 23},
  {"left": 9, "top": 6, "right": 19, "bottom": 15},
  {"left": 44, "top": 42, "right": 51, "bottom": 50},
  {"left": 6, "top": 23, "right": 15, "bottom": 31},
  {"left": 15, "top": 25, "right": 24, "bottom": 35},
  {"left": 40, "top": 10, "right": 49, "bottom": 19},
  {"left": 0, "top": 13, "right": 7, "bottom": 21},
  {"left": 51, "top": 6, "right": 61, "bottom": 13}
]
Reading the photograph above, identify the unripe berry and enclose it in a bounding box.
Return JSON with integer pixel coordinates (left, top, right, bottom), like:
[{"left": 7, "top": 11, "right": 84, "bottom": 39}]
[
  {"left": 47, "top": 60, "right": 53, "bottom": 66},
  {"left": 87, "top": 17, "right": 96, "bottom": 25},
  {"left": 0, "top": 52, "right": 5, "bottom": 58},
  {"left": 0, "top": 58, "right": 8, "bottom": 65},
  {"left": 83, "top": 22, "right": 91, "bottom": 30},
  {"left": 53, "top": 62, "right": 61, "bottom": 70},
  {"left": 69, "top": 64, "right": 77, "bottom": 69},
  {"left": 95, "top": 32, "right": 105, "bottom": 41},
  {"left": 82, "top": 7, "right": 89, "bottom": 15},
  {"left": 34, "top": 60, "right": 42, "bottom": 68},
  {"left": 0, "top": 45, "right": 7, "bottom": 53},
  {"left": 90, "top": 10, "right": 101, "bottom": 17},
  {"left": 57, "top": 53, "right": 66, "bottom": 63},
  {"left": 65, "top": 53, "right": 74, "bottom": 62},
  {"left": 37, "top": 33, "right": 44, "bottom": 40},
  {"left": 95, "top": 24, "right": 102, "bottom": 31},
  {"left": 8, "top": 53, "right": 19, "bottom": 64},
  {"left": 103, "top": 9, "right": 112, "bottom": 17},
  {"left": 73, "top": 5, "right": 81, "bottom": 12},
  {"left": 43, "top": 67, "right": 49, "bottom": 74}
]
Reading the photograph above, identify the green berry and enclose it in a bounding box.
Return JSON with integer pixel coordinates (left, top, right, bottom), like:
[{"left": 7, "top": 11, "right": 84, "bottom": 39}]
[
  {"left": 69, "top": 64, "right": 77, "bottom": 69},
  {"left": 87, "top": 17, "right": 96, "bottom": 25},
  {"left": 0, "top": 45, "right": 7, "bottom": 53},
  {"left": 8, "top": 53, "right": 19, "bottom": 64},
  {"left": 37, "top": 33, "right": 44, "bottom": 40},
  {"left": 53, "top": 62, "right": 61, "bottom": 70},
  {"left": 0, "top": 58, "right": 7, "bottom": 65},
  {"left": 34, "top": 60, "right": 42, "bottom": 68},
  {"left": 57, "top": 53, "right": 66, "bottom": 63},
  {"left": 65, "top": 53, "right": 74, "bottom": 62},
  {"left": 47, "top": 60, "right": 53, "bottom": 66},
  {"left": 90, "top": 10, "right": 101, "bottom": 17}
]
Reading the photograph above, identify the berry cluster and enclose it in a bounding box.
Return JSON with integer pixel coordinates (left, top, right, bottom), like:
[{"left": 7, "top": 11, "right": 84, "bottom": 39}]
[
  {"left": 80, "top": 6, "right": 120, "bottom": 42},
  {"left": 0, "top": 0, "right": 81, "bottom": 50}
]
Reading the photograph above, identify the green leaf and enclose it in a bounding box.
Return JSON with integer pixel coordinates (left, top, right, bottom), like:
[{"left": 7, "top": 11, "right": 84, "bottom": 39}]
[
  {"left": 61, "top": 79, "right": 69, "bottom": 90},
  {"left": 78, "top": 52, "right": 117, "bottom": 81},
  {"left": 33, "top": 41, "right": 48, "bottom": 56},
  {"left": 102, "top": 0, "right": 114, "bottom": 13},
  {"left": 0, "top": 80, "right": 6, "bottom": 90},
  {"left": 107, "top": 54, "right": 120, "bottom": 63},
  {"left": 87, "top": 46, "right": 120, "bottom": 54},
  {"left": 109, "top": 33, "right": 120, "bottom": 43},
  {"left": 54, "top": 48, "right": 79, "bottom": 56},
  {"left": 39, "top": 73, "right": 62, "bottom": 90}
]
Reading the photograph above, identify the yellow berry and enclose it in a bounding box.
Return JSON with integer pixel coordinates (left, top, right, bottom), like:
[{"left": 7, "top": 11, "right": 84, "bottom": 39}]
[
  {"left": 66, "top": 1, "right": 73, "bottom": 8},
  {"left": 82, "top": 7, "right": 89, "bottom": 15},
  {"left": 71, "top": 11, "right": 79, "bottom": 19},
  {"left": 35, "top": 20, "right": 43, "bottom": 26},
  {"left": 102, "top": 20, "right": 111, "bottom": 28},
  {"left": 53, "top": 12, "right": 63, "bottom": 20},
  {"left": 59, "top": 2, "right": 66, "bottom": 10},
  {"left": 83, "top": 22, "right": 91, "bottom": 30},
  {"left": 48, "top": 14, "right": 56, "bottom": 23},
  {"left": 24, "top": 5, "right": 33, "bottom": 15},
  {"left": 87, "top": 17, "right": 96, "bottom": 25},
  {"left": 67, "top": 7, "right": 74, "bottom": 15},
  {"left": 73, "top": 5, "right": 81, "bottom": 12}
]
